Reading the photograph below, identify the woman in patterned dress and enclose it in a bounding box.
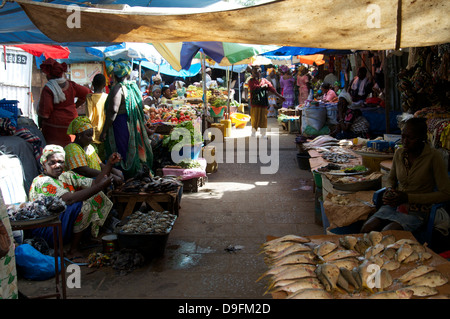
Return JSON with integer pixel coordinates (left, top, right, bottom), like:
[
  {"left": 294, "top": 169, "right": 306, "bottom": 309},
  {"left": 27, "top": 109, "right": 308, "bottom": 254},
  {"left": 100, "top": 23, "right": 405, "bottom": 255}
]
[
  {"left": 279, "top": 65, "right": 295, "bottom": 108},
  {"left": 29, "top": 145, "right": 120, "bottom": 260}
]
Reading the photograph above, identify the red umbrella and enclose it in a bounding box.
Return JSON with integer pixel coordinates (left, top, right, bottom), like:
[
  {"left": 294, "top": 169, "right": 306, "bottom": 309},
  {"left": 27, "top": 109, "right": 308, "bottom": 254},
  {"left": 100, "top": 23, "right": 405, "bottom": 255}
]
[{"left": 12, "top": 44, "right": 70, "bottom": 59}]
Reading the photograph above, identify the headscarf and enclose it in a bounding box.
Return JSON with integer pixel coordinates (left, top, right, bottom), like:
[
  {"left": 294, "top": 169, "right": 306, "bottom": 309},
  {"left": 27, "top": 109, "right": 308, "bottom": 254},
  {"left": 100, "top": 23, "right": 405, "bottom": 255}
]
[
  {"left": 152, "top": 74, "right": 162, "bottom": 82},
  {"left": 40, "top": 58, "right": 68, "bottom": 79},
  {"left": 67, "top": 116, "right": 93, "bottom": 135},
  {"left": 105, "top": 58, "right": 131, "bottom": 78},
  {"left": 40, "top": 144, "right": 65, "bottom": 165}
]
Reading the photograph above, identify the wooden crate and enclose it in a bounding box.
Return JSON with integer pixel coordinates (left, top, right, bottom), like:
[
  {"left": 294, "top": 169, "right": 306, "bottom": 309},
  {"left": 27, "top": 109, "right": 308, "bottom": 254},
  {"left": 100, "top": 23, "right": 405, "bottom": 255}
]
[
  {"left": 182, "top": 176, "right": 206, "bottom": 193},
  {"left": 110, "top": 186, "right": 181, "bottom": 219}
]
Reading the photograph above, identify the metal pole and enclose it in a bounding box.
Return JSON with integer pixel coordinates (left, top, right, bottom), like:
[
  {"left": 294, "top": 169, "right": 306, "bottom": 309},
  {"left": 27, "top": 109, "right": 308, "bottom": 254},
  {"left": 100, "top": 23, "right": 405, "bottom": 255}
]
[{"left": 201, "top": 52, "right": 207, "bottom": 134}]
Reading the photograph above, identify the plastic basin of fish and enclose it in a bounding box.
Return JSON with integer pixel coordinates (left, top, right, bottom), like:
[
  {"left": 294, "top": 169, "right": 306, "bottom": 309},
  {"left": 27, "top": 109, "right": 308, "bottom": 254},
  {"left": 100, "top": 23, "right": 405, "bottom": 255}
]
[
  {"left": 230, "top": 113, "right": 250, "bottom": 129},
  {"left": 116, "top": 215, "right": 177, "bottom": 259}
]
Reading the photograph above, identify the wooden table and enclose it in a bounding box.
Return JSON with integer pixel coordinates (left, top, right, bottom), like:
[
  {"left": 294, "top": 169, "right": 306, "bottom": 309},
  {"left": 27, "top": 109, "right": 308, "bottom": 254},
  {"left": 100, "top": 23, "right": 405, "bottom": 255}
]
[
  {"left": 110, "top": 186, "right": 181, "bottom": 219},
  {"left": 12, "top": 217, "right": 66, "bottom": 299}
]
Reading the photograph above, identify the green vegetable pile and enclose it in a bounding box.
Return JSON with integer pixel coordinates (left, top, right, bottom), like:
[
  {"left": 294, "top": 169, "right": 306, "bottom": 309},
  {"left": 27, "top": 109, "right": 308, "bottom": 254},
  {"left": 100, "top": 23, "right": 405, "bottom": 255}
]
[
  {"left": 179, "top": 160, "right": 202, "bottom": 169},
  {"left": 344, "top": 165, "right": 367, "bottom": 173},
  {"left": 162, "top": 120, "right": 203, "bottom": 152}
]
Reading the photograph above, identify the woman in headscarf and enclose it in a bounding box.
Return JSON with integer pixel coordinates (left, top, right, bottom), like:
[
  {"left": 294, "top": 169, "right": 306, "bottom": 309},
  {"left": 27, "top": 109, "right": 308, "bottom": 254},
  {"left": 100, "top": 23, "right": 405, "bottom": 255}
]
[
  {"left": 100, "top": 58, "right": 153, "bottom": 180},
  {"left": 29, "top": 145, "right": 120, "bottom": 260},
  {"left": 38, "top": 58, "right": 91, "bottom": 147},
  {"left": 64, "top": 116, "right": 124, "bottom": 184},
  {"left": 296, "top": 65, "right": 310, "bottom": 106},
  {"left": 279, "top": 65, "right": 295, "bottom": 108},
  {"left": 361, "top": 118, "right": 450, "bottom": 233}
]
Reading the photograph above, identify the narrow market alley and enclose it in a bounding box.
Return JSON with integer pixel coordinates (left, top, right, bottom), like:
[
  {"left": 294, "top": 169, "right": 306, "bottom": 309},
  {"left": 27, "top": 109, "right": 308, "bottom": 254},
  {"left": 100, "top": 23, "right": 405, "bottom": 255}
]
[{"left": 18, "top": 118, "right": 324, "bottom": 299}]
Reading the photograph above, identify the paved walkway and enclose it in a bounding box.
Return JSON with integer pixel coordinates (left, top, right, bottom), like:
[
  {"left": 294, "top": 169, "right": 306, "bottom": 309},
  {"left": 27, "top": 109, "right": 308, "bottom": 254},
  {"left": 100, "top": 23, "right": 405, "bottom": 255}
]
[{"left": 18, "top": 118, "right": 324, "bottom": 299}]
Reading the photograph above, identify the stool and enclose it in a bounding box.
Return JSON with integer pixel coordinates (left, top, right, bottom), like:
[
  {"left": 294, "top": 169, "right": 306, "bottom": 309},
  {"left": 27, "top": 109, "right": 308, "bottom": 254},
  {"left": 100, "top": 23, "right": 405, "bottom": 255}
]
[
  {"left": 12, "top": 217, "right": 66, "bottom": 299},
  {"left": 111, "top": 186, "right": 181, "bottom": 219}
]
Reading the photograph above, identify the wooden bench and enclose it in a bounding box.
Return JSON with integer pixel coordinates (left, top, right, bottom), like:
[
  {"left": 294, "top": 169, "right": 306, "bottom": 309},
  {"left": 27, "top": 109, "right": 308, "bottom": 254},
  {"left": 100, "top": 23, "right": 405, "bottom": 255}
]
[{"left": 110, "top": 186, "right": 181, "bottom": 220}]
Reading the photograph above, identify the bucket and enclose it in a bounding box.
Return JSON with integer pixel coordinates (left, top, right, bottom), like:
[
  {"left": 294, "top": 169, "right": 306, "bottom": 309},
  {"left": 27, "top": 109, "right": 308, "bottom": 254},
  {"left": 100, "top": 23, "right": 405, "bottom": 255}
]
[
  {"left": 230, "top": 112, "right": 251, "bottom": 129},
  {"left": 296, "top": 152, "right": 311, "bottom": 170},
  {"left": 102, "top": 234, "right": 118, "bottom": 253},
  {"left": 312, "top": 170, "right": 323, "bottom": 188}
]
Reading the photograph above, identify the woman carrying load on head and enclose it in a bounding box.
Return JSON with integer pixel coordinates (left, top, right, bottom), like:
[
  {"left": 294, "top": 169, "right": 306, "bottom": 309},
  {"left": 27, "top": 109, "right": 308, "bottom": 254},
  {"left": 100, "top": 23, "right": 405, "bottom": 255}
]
[
  {"left": 100, "top": 58, "right": 154, "bottom": 180},
  {"left": 38, "top": 58, "right": 91, "bottom": 147}
]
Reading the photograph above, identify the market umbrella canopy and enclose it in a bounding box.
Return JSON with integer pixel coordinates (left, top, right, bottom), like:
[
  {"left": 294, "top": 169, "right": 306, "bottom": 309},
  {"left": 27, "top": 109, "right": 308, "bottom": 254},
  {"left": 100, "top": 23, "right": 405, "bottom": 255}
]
[
  {"left": 16, "top": 0, "right": 450, "bottom": 50},
  {"left": 152, "top": 42, "right": 276, "bottom": 71}
]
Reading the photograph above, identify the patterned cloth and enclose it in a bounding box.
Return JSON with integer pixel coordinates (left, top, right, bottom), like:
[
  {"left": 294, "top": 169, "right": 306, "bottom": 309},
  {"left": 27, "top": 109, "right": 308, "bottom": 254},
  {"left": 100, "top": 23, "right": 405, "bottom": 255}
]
[
  {"left": 67, "top": 116, "right": 93, "bottom": 135},
  {"left": 64, "top": 143, "right": 101, "bottom": 171},
  {"left": 29, "top": 171, "right": 112, "bottom": 237},
  {"left": 105, "top": 58, "right": 132, "bottom": 78},
  {"left": 104, "top": 80, "right": 153, "bottom": 179},
  {"left": 279, "top": 76, "right": 295, "bottom": 108},
  {"left": 0, "top": 189, "right": 18, "bottom": 299},
  {"left": 14, "top": 127, "right": 44, "bottom": 163},
  {"left": 40, "top": 144, "right": 65, "bottom": 165},
  {"left": 0, "top": 118, "right": 15, "bottom": 136}
]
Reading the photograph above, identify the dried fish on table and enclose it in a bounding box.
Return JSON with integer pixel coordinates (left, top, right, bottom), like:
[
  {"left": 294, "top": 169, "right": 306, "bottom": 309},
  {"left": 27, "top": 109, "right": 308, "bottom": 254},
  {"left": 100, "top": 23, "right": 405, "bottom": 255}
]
[
  {"left": 286, "top": 288, "right": 333, "bottom": 299},
  {"left": 368, "top": 289, "right": 414, "bottom": 299},
  {"left": 397, "top": 265, "right": 436, "bottom": 283},
  {"left": 406, "top": 271, "right": 448, "bottom": 288},
  {"left": 118, "top": 175, "right": 182, "bottom": 194},
  {"left": 7, "top": 195, "right": 66, "bottom": 222}
]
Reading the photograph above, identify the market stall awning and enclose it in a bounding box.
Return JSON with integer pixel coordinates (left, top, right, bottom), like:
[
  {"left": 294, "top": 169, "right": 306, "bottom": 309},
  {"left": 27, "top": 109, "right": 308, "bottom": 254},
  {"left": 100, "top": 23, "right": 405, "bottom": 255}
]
[
  {"left": 16, "top": 0, "right": 450, "bottom": 50},
  {"left": 298, "top": 54, "right": 325, "bottom": 66},
  {"left": 11, "top": 44, "right": 70, "bottom": 59}
]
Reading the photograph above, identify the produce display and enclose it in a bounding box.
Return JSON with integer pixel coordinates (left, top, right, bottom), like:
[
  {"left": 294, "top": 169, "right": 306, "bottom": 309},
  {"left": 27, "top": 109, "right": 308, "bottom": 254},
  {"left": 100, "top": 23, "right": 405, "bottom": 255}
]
[
  {"left": 7, "top": 195, "right": 66, "bottom": 222},
  {"left": 117, "top": 210, "right": 177, "bottom": 234},
  {"left": 317, "top": 164, "right": 368, "bottom": 175},
  {"left": 146, "top": 104, "right": 201, "bottom": 124},
  {"left": 162, "top": 120, "right": 203, "bottom": 152},
  {"left": 259, "top": 232, "right": 449, "bottom": 299}
]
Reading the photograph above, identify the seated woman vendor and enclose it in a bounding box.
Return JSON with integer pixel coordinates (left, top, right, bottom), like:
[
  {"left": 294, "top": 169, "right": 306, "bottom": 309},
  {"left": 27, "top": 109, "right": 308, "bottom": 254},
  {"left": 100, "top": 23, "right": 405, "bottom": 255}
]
[
  {"left": 64, "top": 116, "right": 124, "bottom": 185},
  {"left": 321, "top": 83, "right": 338, "bottom": 103},
  {"left": 360, "top": 118, "right": 450, "bottom": 233},
  {"left": 29, "top": 145, "right": 122, "bottom": 260}
]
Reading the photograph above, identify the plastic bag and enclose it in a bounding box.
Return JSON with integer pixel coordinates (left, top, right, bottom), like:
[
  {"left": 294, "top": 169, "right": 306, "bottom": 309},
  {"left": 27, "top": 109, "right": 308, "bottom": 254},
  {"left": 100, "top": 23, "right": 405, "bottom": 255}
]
[{"left": 15, "top": 244, "right": 61, "bottom": 280}]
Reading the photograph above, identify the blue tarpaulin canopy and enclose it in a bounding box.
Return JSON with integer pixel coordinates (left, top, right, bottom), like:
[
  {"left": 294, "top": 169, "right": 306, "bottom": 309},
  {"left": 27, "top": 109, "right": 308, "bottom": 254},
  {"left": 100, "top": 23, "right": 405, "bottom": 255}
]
[
  {"left": 0, "top": 0, "right": 229, "bottom": 45},
  {"left": 261, "top": 46, "right": 354, "bottom": 60}
]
